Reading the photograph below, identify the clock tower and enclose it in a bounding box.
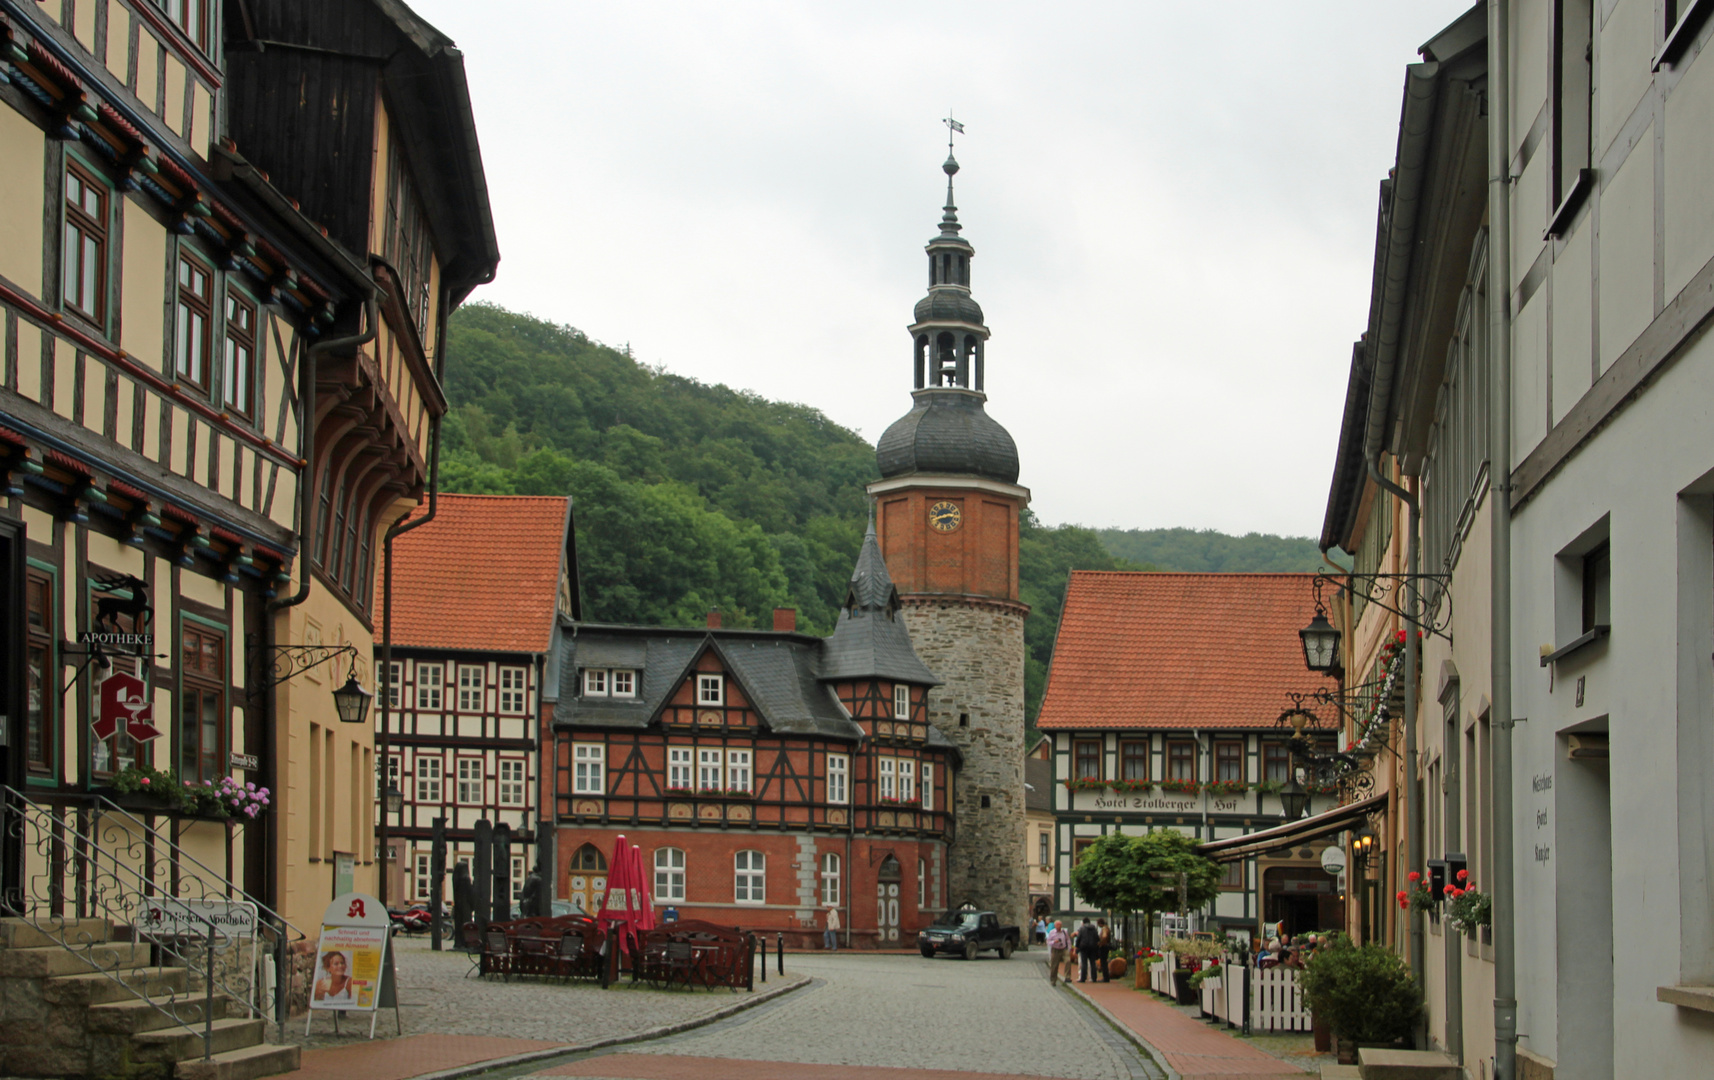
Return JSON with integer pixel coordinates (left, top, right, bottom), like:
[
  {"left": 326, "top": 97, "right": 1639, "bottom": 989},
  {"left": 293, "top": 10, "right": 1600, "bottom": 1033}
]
[{"left": 869, "top": 146, "right": 1028, "bottom": 926}]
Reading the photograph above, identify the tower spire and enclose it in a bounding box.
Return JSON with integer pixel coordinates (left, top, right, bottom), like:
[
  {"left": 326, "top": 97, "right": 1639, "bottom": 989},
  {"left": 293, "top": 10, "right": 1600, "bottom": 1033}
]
[{"left": 940, "top": 114, "right": 964, "bottom": 237}]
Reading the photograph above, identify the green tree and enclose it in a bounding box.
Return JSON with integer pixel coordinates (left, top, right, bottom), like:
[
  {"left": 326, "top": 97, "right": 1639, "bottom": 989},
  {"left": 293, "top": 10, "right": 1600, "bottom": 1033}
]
[{"left": 1068, "top": 829, "right": 1223, "bottom": 935}]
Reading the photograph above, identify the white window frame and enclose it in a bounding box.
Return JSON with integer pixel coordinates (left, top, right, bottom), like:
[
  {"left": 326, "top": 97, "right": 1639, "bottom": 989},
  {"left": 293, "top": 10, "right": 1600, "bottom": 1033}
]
[
  {"left": 456, "top": 757, "right": 483, "bottom": 805},
  {"left": 918, "top": 858, "right": 926, "bottom": 906},
  {"left": 827, "top": 754, "right": 848, "bottom": 805},
  {"left": 878, "top": 757, "right": 896, "bottom": 800},
  {"left": 898, "top": 759, "right": 915, "bottom": 803},
  {"left": 734, "top": 850, "right": 765, "bottom": 904},
  {"left": 726, "top": 748, "right": 752, "bottom": 793},
  {"left": 511, "top": 854, "right": 526, "bottom": 901},
  {"left": 415, "top": 852, "right": 431, "bottom": 900},
  {"left": 583, "top": 668, "right": 608, "bottom": 697},
  {"left": 921, "top": 763, "right": 933, "bottom": 810},
  {"left": 894, "top": 684, "right": 909, "bottom": 719},
  {"left": 498, "top": 666, "right": 527, "bottom": 714},
  {"left": 573, "top": 744, "right": 605, "bottom": 795},
  {"left": 457, "top": 665, "right": 483, "bottom": 712},
  {"left": 416, "top": 663, "right": 442, "bottom": 711},
  {"left": 610, "top": 669, "right": 635, "bottom": 698},
  {"left": 821, "top": 852, "right": 841, "bottom": 905},
  {"left": 697, "top": 748, "right": 723, "bottom": 791},
  {"left": 415, "top": 754, "right": 442, "bottom": 804},
  {"left": 498, "top": 759, "right": 526, "bottom": 807},
  {"left": 697, "top": 674, "right": 723, "bottom": 706},
  {"left": 387, "top": 661, "right": 402, "bottom": 710},
  {"left": 667, "top": 747, "right": 693, "bottom": 790},
  {"left": 654, "top": 847, "right": 685, "bottom": 901}
]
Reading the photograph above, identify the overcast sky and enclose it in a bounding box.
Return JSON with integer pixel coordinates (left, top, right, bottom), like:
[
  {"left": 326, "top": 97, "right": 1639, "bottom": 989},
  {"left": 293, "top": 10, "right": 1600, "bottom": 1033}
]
[{"left": 408, "top": 1, "right": 1478, "bottom": 537}]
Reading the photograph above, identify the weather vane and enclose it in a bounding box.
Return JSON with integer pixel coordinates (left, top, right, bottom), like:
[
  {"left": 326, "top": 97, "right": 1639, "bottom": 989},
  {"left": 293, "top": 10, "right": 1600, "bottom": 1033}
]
[{"left": 943, "top": 113, "right": 964, "bottom": 152}]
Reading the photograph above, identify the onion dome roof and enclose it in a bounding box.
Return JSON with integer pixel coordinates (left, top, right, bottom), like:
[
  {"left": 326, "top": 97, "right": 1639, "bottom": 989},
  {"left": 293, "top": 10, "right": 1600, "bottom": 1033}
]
[
  {"left": 913, "top": 291, "right": 984, "bottom": 326},
  {"left": 876, "top": 388, "right": 1019, "bottom": 484}
]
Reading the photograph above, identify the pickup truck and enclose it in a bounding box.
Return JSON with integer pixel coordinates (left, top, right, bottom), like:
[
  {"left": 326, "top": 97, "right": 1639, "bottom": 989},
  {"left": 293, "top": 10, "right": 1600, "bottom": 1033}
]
[{"left": 917, "top": 911, "right": 1020, "bottom": 960}]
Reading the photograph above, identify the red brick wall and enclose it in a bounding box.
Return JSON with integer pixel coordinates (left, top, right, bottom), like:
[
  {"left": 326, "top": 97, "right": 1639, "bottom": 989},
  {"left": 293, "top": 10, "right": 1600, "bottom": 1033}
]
[{"left": 877, "top": 488, "right": 1021, "bottom": 601}]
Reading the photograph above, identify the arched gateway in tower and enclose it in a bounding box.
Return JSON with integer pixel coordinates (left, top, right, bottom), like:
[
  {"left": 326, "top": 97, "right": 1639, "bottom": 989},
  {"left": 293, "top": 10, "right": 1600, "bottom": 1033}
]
[{"left": 869, "top": 146, "right": 1028, "bottom": 926}]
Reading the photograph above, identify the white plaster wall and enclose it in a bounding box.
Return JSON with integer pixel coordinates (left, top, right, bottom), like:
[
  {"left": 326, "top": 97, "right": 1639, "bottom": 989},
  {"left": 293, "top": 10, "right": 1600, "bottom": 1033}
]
[
  {"left": 1598, "top": 125, "right": 1656, "bottom": 373},
  {"left": 1513, "top": 294, "right": 1549, "bottom": 466},
  {"left": 1664, "top": 35, "right": 1714, "bottom": 299},
  {"left": 1510, "top": 325, "right": 1714, "bottom": 1073},
  {"left": 1595, "top": 0, "right": 1654, "bottom": 162},
  {"left": 1550, "top": 218, "right": 1594, "bottom": 426}
]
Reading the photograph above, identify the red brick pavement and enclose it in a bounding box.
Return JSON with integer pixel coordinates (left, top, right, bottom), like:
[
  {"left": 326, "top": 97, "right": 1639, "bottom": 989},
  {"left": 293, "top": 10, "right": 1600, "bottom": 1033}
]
[
  {"left": 1068, "top": 982, "right": 1308, "bottom": 1079},
  {"left": 296, "top": 1034, "right": 567, "bottom": 1080},
  {"left": 534, "top": 1054, "right": 1088, "bottom": 1080}
]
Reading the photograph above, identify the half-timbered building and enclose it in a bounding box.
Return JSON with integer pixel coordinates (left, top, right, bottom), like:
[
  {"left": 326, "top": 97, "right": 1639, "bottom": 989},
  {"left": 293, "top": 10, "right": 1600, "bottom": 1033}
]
[
  {"left": 1037, "top": 571, "right": 1345, "bottom": 936},
  {"left": 546, "top": 522, "right": 962, "bottom": 948},
  {"left": 374, "top": 494, "right": 575, "bottom": 906},
  {"left": 0, "top": 0, "right": 496, "bottom": 969}
]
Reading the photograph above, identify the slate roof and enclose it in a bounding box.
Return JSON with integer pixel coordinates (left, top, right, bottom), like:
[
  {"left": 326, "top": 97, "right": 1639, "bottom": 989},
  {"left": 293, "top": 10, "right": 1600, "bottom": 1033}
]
[
  {"left": 820, "top": 520, "right": 943, "bottom": 686},
  {"left": 1035, "top": 572, "right": 1338, "bottom": 731},
  {"left": 379, "top": 494, "right": 570, "bottom": 654},
  {"left": 877, "top": 387, "right": 1020, "bottom": 484},
  {"left": 1024, "top": 757, "right": 1054, "bottom": 813}
]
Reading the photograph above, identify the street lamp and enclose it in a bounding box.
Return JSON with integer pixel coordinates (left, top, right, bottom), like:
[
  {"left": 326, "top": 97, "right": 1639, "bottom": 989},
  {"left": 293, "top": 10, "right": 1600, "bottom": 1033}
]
[
  {"left": 333, "top": 670, "right": 374, "bottom": 725},
  {"left": 385, "top": 783, "right": 404, "bottom": 817},
  {"left": 1299, "top": 605, "right": 1341, "bottom": 673},
  {"left": 1279, "top": 778, "right": 1310, "bottom": 822}
]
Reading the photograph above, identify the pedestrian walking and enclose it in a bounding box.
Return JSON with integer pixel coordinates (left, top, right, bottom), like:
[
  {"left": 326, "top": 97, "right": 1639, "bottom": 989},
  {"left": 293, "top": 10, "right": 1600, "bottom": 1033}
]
[
  {"left": 823, "top": 903, "right": 841, "bottom": 950},
  {"left": 1096, "top": 919, "right": 1112, "bottom": 982},
  {"left": 1045, "top": 920, "right": 1070, "bottom": 985},
  {"left": 1075, "top": 918, "right": 1101, "bottom": 983}
]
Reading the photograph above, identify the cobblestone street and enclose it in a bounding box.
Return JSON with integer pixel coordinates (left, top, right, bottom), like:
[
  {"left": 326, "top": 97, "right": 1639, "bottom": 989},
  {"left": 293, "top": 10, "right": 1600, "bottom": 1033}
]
[
  {"left": 287, "top": 934, "right": 806, "bottom": 1052},
  {"left": 523, "top": 952, "right": 1165, "bottom": 1080}
]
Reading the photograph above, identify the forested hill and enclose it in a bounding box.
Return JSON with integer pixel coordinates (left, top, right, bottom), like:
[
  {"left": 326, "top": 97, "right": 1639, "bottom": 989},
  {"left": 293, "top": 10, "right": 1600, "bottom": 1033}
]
[
  {"left": 1097, "top": 527, "right": 1322, "bottom": 572},
  {"left": 436, "top": 303, "right": 1311, "bottom": 720}
]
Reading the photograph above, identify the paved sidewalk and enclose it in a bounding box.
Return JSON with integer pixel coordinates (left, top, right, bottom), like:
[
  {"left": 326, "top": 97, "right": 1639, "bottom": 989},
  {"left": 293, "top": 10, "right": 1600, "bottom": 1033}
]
[{"left": 1066, "top": 980, "right": 1311, "bottom": 1080}]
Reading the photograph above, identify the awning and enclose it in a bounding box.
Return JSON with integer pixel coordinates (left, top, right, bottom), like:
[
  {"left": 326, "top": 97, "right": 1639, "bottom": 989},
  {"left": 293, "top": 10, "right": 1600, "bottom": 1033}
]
[{"left": 1196, "top": 793, "right": 1387, "bottom": 863}]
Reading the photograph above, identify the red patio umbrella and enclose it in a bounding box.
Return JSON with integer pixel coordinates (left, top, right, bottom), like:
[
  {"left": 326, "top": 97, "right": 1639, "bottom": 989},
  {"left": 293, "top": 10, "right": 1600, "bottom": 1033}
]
[
  {"left": 629, "top": 842, "right": 656, "bottom": 933},
  {"left": 598, "top": 835, "right": 649, "bottom": 955}
]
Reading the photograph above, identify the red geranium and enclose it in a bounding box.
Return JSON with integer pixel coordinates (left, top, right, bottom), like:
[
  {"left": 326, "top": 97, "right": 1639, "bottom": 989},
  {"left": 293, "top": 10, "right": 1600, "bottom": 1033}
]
[
  {"left": 1396, "top": 890, "right": 1408, "bottom": 902},
  {"left": 1408, "top": 871, "right": 1421, "bottom": 883},
  {"left": 1456, "top": 869, "right": 1469, "bottom": 882}
]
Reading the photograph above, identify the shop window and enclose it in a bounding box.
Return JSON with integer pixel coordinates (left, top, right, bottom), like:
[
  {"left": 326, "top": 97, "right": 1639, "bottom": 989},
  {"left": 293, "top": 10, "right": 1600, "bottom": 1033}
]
[{"left": 25, "top": 571, "right": 55, "bottom": 775}]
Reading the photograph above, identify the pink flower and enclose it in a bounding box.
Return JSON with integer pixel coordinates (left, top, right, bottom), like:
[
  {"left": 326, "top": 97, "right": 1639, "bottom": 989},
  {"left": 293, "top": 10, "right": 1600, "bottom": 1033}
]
[{"left": 140, "top": 778, "right": 150, "bottom": 785}]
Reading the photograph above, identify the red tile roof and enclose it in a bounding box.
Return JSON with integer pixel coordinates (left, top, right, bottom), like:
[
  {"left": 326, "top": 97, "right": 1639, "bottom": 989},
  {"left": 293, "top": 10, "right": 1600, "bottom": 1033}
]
[
  {"left": 377, "top": 494, "right": 570, "bottom": 654},
  {"left": 1035, "top": 572, "right": 1338, "bottom": 731}
]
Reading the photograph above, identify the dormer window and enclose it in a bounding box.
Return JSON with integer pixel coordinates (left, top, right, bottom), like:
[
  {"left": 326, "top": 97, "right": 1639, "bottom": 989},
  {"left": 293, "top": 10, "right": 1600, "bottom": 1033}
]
[
  {"left": 697, "top": 674, "right": 724, "bottom": 706},
  {"left": 583, "top": 669, "right": 637, "bottom": 698}
]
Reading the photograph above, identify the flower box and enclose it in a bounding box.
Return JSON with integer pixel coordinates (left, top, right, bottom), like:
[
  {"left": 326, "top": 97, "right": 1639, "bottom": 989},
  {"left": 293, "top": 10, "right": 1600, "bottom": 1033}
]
[
  {"left": 1159, "top": 780, "right": 1201, "bottom": 795},
  {"left": 1063, "top": 778, "right": 1106, "bottom": 792},
  {"left": 1108, "top": 780, "right": 1154, "bottom": 794},
  {"left": 1204, "top": 780, "right": 1247, "bottom": 796}
]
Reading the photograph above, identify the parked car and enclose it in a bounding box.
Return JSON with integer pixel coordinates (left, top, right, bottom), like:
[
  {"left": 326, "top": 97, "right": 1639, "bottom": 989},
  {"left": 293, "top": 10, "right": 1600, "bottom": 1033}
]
[{"left": 918, "top": 910, "right": 1019, "bottom": 960}]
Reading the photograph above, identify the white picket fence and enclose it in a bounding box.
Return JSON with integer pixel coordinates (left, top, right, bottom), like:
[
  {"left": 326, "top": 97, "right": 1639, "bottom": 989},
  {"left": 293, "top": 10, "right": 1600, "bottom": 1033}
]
[{"left": 1150, "top": 950, "right": 1313, "bottom": 1033}]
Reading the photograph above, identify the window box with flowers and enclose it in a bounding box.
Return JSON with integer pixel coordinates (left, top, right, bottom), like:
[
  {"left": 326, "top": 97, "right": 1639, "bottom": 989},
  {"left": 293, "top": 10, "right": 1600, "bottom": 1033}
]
[
  {"left": 1304, "top": 781, "right": 1341, "bottom": 797},
  {"left": 697, "top": 787, "right": 727, "bottom": 799},
  {"left": 1257, "top": 779, "right": 1284, "bottom": 795},
  {"left": 1064, "top": 778, "right": 1106, "bottom": 792},
  {"left": 1109, "top": 779, "right": 1154, "bottom": 794},
  {"left": 724, "top": 788, "right": 754, "bottom": 799},
  {"left": 878, "top": 795, "right": 911, "bottom": 806},
  {"left": 110, "top": 766, "right": 272, "bottom": 820},
  {"left": 1204, "top": 780, "right": 1248, "bottom": 796},
  {"left": 1159, "top": 779, "right": 1201, "bottom": 795}
]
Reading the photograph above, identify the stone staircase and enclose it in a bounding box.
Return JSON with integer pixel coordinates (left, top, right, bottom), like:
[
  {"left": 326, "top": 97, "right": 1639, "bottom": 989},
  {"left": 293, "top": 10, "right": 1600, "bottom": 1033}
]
[{"left": 0, "top": 917, "right": 300, "bottom": 1080}]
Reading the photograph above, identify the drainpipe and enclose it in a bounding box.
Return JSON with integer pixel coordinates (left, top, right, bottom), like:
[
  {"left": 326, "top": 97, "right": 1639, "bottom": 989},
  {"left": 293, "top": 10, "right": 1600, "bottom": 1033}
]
[
  {"left": 261, "top": 294, "right": 376, "bottom": 917},
  {"left": 375, "top": 259, "right": 445, "bottom": 911},
  {"left": 1487, "top": 2, "right": 1518, "bottom": 1077}
]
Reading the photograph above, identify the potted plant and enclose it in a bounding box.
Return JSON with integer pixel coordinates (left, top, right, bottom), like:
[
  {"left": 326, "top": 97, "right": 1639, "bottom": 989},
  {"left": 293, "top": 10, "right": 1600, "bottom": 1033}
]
[
  {"left": 1295, "top": 933, "right": 1423, "bottom": 1064},
  {"left": 1444, "top": 870, "right": 1491, "bottom": 934}
]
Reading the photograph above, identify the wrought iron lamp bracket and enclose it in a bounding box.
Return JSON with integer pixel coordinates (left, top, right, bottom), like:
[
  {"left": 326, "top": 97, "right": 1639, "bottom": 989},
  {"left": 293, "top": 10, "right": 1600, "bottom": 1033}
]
[
  {"left": 1314, "top": 568, "right": 1454, "bottom": 642},
  {"left": 246, "top": 637, "right": 357, "bottom": 696}
]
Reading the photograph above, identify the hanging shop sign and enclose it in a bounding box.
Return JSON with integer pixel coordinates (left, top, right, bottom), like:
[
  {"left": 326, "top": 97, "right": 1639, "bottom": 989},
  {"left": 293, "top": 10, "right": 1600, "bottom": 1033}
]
[{"left": 93, "top": 670, "right": 162, "bottom": 743}]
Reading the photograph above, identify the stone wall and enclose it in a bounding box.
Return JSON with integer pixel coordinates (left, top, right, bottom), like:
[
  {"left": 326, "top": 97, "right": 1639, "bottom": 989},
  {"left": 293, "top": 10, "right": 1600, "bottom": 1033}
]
[{"left": 901, "top": 596, "right": 1028, "bottom": 930}]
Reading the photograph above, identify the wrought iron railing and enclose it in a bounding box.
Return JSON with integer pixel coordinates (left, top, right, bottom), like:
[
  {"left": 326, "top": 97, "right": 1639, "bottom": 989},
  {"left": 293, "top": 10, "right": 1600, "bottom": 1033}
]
[{"left": 1, "top": 786, "right": 309, "bottom": 1058}]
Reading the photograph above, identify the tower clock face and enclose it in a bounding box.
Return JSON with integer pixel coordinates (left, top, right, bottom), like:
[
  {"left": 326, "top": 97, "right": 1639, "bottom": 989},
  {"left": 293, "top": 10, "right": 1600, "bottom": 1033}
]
[{"left": 929, "top": 501, "right": 962, "bottom": 532}]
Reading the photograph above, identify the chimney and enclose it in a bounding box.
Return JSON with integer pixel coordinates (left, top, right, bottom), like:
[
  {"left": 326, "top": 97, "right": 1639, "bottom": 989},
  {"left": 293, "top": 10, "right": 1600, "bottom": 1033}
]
[
  {"left": 707, "top": 608, "right": 721, "bottom": 629},
  {"left": 773, "top": 607, "right": 797, "bottom": 632}
]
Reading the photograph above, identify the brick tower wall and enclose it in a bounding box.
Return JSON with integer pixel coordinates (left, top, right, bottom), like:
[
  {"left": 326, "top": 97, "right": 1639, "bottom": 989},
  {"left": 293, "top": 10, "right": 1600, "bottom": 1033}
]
[{"left": 900, "top": 596, "right": 1028, "bottom": 931}]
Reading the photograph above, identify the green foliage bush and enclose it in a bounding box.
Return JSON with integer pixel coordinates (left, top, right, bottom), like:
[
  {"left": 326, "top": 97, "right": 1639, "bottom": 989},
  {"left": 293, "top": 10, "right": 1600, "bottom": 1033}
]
[
  {"left": 1295, "top": 933, "right": 1423, "bottom": 1045},
  {"left": 1067, "top": 829, "right": 1222, "bottom": 928}
]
